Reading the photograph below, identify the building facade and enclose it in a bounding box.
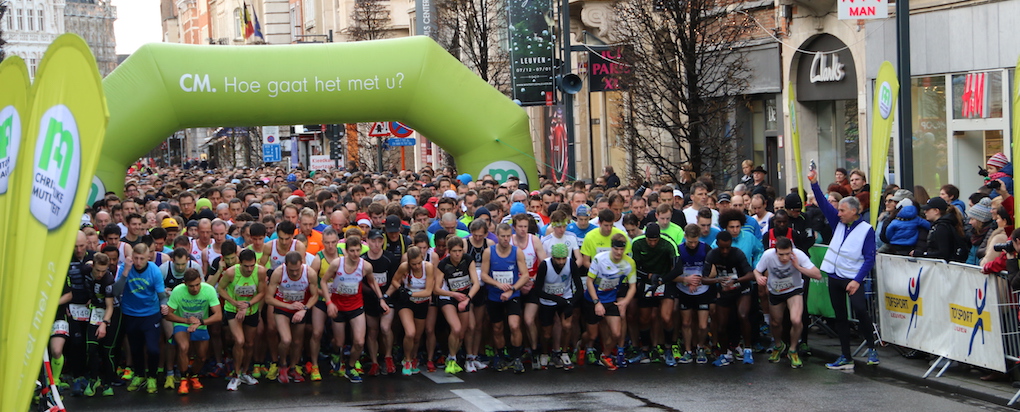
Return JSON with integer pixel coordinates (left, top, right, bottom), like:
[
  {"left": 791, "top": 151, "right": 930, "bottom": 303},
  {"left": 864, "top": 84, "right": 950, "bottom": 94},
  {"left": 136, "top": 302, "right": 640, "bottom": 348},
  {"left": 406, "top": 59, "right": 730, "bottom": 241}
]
[
  {"left": 64, "top": 0, "right": 117, "bottom": 76},
  {"left": 1, "top": 0, "right": 67, "bottom": 78}
]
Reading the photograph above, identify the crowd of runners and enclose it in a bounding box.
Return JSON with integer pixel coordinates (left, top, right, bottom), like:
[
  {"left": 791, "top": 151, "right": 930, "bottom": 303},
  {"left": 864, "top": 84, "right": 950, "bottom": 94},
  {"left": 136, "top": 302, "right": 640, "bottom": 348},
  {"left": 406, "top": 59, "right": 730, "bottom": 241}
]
[{"left": 54, "top": 159, "right": 962, "bottom": 398}]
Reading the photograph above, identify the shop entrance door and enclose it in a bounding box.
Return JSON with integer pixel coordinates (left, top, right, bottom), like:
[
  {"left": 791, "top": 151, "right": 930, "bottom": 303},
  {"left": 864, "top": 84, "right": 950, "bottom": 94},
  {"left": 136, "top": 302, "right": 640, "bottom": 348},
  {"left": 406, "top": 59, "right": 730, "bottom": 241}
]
[{"left": 953, "top": 130, "right": 1003, "bottom": 193}]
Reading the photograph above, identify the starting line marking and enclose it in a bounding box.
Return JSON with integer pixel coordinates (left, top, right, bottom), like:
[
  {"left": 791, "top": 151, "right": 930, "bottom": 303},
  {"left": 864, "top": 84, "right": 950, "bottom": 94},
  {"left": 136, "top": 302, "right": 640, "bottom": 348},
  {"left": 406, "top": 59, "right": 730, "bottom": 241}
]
[
  {"left": 423, "top": 371, "right": 464, "bottom": 384},
  {"left": 450, "top": 388, "right": 512, "bottom": 412}
]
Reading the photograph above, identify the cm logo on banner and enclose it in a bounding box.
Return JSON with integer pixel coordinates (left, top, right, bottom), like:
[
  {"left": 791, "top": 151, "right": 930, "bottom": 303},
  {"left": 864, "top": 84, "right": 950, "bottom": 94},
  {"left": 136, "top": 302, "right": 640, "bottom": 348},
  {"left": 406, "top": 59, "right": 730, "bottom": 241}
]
[
  {"left": 0, "top": 105, "right": 22, "bottom": 194},
  {"left": 31, "top": 105, "right": 81, "bottom": 230},
  {"left": 481, "top": 160, "right": 528, "bottom": 185}
]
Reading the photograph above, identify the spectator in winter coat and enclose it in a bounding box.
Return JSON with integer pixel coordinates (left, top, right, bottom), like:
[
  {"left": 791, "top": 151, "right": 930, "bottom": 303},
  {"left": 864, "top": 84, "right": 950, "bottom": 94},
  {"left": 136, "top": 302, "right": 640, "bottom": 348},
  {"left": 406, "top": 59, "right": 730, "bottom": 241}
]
[
  {"left": 985, "top": 152, "right": 1014, "bottom": 197},
  {"left": 966, "top": 197, "right": 995, "bottom": 265},
  {"left": 917, "top": 197, "right": 965, "bottom": 262},
  {"left": 880, "top": 200, "right": 930, "bottom": 255}
]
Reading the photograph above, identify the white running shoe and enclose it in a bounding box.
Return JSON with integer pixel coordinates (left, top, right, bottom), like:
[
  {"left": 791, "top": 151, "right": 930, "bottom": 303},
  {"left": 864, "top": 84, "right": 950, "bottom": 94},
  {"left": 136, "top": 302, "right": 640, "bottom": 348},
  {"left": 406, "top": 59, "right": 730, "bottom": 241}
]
[
  {"left": 472, "top": 360, "right": 488, "bottom": 371},
  {"left": 560, "top": 352, "right": 573, "bottom": 369},
  {"left": 239, "top": 374, "right": 258, "bottom": 385},
  {"left": 465, "top": 360, "right": 477, "bottom": 373},
  {"left": 226, "top": 377, "right": 240, "bottom": 391}
]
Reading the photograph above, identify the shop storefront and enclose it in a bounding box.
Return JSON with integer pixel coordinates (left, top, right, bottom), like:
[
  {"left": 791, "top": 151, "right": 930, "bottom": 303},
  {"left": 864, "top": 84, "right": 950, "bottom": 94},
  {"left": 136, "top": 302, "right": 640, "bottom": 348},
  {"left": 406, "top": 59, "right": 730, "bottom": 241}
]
[{"left": 790, "top": 34, "right": 862, "bottom": 188}]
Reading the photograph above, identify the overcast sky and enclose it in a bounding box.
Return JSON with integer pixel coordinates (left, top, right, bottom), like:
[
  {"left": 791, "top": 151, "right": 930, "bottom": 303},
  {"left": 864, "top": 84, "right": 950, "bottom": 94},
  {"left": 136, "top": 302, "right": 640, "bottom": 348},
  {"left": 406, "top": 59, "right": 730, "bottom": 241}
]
[{"left": 111, "top": 0, "right": 162, "bottom": 55}]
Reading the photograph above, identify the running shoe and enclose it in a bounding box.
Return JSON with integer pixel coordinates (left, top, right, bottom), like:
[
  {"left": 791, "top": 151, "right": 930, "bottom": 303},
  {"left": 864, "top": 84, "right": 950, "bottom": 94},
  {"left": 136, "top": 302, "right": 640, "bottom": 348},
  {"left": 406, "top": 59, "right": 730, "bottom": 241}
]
[
  {"left": 712, "top": 355, "right": 731, "bottom": 367},
  {"left": 446, "top": 359, "right": 463, "bottom": 374},
  {"left": 71, "top": 377, "right": 87, "bottom": 396},
  {"left": 628, "top": 350, "right": 646, "bottom": 365},
  {"left": 402, "top": 360, "right": 413, "bottom": 376},
  {"left": 226, "top": 377, "right": 240, "bottom": 391},
  {"left": 290, "top": 368, "right": 305, "bottom": 383},
  {"left": 83, "top": 379, "right": 98, "bottom": 397},
  {"left": 742, "top": 349, "right": 754, "bottom": 364},
  {"left": 189, "top": 377, "right": 203, "bottom": 390},
  {"left": 825, "top": 356, "right": 854, "bottom": 370},
  {"left": 599, "top": 355, "right": 617, "bottom": 371},
  {"left": 120, "top": 367, "right": 134, "bottom": 381},
  {"left": 696, "top": 348, "right": 708, "bottom": 364},
  {"left": 536, "top": 354, "right": 548, "bottom": 371},
  {"left": 616, "top": 347, "right": 628, "bottom": 369},
  {"left": 670, "top": 344, "right": 682, "bottom": 363},
  {"left": 127, "top": 376, "right": 145, "bottom": 392},
  {"left": 512, "top": 358, "right": 526, "bottom": 374},
  {"left": 101, "top": 384, "right": 114, "bottom": 397},
  {"left": 576, "top": 349, "right": 586, "bottom": 366},
  {"left": 474, "top": 358, "right": 489, "bottom": 370},
  {"left": 345, "top": 368, "right": 363, "bottom": 383},
  {"left": 239, "top": 374, "right": 258, "bottom": 386},
  {"left": 665, "top": 347, "right": 679, "bottom": 366},
  {"left": 769, "top": 342, "right": 788, "bottom": 363},
  {"left": 277, "top": 367, "right": 290, "bottom": 383},
  {"left": 385, "top": 357, "right": 397, "bottom": 375},
  {"left": 586, "top": 349, "right": 598, "bottom": 366},
  {"left": 465, "top": 359, "right": 477, "bottom": 373},
  {"left": 653, "top": 346, "right": 665, "bottom": 364},
  {"left": 560, "top": 352, "right": 574, "bottom": 370},
  {"left": 550, "top": 352, "right": 563, "bottom": 369},
  {"left": 251, "top": 364, "right": 264, "bottom": 379},
  {"left": 638, "top": 350, "right": 652, "bottom": 364},
  {"left": 294, "top": 364, "right": 305, "bottom": 377},
  {"left": 677, "top": 351, "right": 693, "bottom": 364},
  {"left": 798, "top": 342, "right": 812, "bottom": 356},
  {"left": 266, "top": 363, "right": 280, "bottom": 380},
  {"left": 789, "top": 351, "right": 803, "bottom": 369},
  {"left": 867, "top": 349, "right": 880, "bottom": 365},
  {"left": 146, "top": 377, "right": 157, "bottom": 394},
  {"left": 164, "top": 375, "right": 176, "bottom": 389},
  {"left": 760, "top": 323, "right": 771, "bottom": 338},
  {"left": 411, "top": 359, "right": 421, "bottom": 374},
  {"left": 311, "top": 365, "right": 323, "bottom": 381},
  {"left": 177, "top": 379, "right": 189, "bottom": 396},
  {"left": 426, "top": 360, "right": 437, "bottom": 373},
  {"left": 497, "top": 357, "right": 513, "bottom": 372}
]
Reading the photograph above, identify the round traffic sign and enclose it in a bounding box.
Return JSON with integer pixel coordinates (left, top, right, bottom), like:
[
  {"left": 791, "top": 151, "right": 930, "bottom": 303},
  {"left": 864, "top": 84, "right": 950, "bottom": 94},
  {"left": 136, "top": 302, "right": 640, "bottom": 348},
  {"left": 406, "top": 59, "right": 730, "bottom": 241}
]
[{"left": 389, "top": 122, "right": 413, "bottom": 138}]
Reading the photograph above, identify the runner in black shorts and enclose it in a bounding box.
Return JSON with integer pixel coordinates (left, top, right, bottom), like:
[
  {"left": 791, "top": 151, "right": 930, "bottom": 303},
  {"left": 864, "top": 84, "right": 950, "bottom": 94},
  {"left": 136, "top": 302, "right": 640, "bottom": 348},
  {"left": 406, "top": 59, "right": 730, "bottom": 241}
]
[
  {"left": 754, "top": 236, "right": 820, "bottom": 368},
  {"left": 705, "top": 231, "right": 754, "bottom": 366},
  {"left": 629, "top": 223, "right": 677, "bottom": 365},
  {"left": 666, "top": 225, "right": 716, "bottom": 365},
  {"left": 481, "top": 223, "right": 531, "bottom": 373},
  {"left": 435, "top": 236, "right": 481, "bottom": 373},
  {"left": 464, "top": 219, "right": 494, "bottom": 372},
  {"left": 360, "top": 229, "right": 400, "bottom": 376},
  {"left": 385, "top": 246, "right": 436, "bottom": 376},
  {"left": 533, "top": 243, "right": 581, "bottom": 370}
]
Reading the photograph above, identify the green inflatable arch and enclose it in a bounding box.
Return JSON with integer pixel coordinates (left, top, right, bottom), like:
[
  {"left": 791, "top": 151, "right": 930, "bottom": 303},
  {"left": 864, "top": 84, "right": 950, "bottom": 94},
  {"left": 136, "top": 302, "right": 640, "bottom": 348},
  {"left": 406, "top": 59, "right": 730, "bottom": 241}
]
[{"left": 96, "top": 36, "right": 537, "bottom": 194}]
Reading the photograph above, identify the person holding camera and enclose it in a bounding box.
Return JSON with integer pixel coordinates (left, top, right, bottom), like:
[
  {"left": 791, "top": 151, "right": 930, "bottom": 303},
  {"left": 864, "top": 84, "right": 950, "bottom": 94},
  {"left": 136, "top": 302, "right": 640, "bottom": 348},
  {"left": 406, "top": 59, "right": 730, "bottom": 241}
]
[
  {"left": 981, "top": 204, "right": 1015, "bottom": 268},
  {"left": 982, "top": 228, "right": 1020, "bottom": 286}
]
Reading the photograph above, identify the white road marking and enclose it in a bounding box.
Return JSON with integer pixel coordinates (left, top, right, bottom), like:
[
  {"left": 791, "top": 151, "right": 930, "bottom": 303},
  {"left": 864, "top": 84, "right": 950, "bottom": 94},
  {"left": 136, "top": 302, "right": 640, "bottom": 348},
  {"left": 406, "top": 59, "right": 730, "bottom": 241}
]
[
  {"left": 450, "top": 388, "right": 513, "bottom": 412},
  {"left": 422, "top": 371, "right": 464, "bottom": 384}
]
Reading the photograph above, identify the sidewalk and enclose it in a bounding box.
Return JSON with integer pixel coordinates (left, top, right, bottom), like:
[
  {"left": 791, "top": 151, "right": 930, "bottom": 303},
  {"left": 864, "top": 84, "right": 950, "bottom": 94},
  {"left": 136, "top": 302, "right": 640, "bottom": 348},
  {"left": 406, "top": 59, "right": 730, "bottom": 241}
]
[{"left": 807, "top": 333, "right": 1020, "bottom": 408}]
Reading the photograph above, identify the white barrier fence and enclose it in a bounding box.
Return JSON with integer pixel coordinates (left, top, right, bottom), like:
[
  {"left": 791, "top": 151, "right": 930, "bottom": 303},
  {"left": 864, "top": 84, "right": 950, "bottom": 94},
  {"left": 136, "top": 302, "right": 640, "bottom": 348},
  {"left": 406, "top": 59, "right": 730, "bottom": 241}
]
[{"left": 876, "top": 254, "right": 1006, "bottom": 372}]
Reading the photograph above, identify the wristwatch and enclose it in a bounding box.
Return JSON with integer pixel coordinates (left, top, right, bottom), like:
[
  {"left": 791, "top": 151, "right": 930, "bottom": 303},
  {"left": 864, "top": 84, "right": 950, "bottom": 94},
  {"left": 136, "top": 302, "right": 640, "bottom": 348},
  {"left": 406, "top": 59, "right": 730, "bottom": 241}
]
[
  {"left": 102, "top": 320, "right": 111, "bottom": 326},
  {"left": 593, "top": 298, "right": 601, "bottom": 304}
]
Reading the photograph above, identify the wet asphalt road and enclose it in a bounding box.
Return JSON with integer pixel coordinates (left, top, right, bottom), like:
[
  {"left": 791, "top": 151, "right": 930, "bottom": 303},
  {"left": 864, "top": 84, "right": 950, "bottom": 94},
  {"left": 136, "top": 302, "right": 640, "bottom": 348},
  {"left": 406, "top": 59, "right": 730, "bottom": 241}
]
[{"left": 61, "top": 353, "right": 1012, "bottom": 412}]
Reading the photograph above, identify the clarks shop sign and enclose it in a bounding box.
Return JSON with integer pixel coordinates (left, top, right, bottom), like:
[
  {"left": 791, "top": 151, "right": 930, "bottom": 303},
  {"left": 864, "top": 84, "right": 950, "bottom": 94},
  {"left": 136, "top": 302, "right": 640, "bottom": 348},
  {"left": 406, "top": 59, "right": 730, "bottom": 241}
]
[{"left": 796, "top": 34, "right": 857, "bottom": 101}]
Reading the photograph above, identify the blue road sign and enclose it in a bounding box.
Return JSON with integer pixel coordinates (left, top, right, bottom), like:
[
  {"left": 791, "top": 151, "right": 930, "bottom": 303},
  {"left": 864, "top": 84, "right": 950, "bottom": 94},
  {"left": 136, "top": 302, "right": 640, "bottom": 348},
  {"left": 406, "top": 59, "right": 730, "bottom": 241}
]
[
  {"left": 263, "top": 144, "right": 282, "bottom": 162},
  {"left": 387, "top": 138, "right": 416, "bottom": 147}
]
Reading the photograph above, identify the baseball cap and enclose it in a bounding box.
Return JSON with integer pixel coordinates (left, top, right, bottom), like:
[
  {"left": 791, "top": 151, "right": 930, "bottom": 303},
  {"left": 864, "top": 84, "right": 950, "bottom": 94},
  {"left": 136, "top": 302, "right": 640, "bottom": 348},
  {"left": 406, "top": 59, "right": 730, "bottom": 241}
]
[
  {"left": 303, "top": 179, "right": 314, "bottom": 185},
  {"left": 717, "top": 193, "right": 732, "bottom": 203},
  {"left": 673, "top": 190, "right": 684, "bottom": 198},
  {"left": 575, "top": 204, "right": 590, "bottom": 217},
  {"left": 401, "top": 195, "right": 417, "bottom": 207},
  {"left": 510, "top": 202, "right": 527, "bottom": 216},
  {"left": 367, "top": 229, "right": 384, "bottom": 239},
  {"left": 161, "top": 218, "right": 179, "bottom": 229},
  {"left": 550, "top": 243, "right": 569, "bottom": 259},
  {"left": 384, "top": 215, "right": 402, "bottom": 233},
  {"left": 443, "top": 190, "right": 458, "bottom": 199},
  {"left": 920, "top": 197, "right": 948, "bottom": 212}
]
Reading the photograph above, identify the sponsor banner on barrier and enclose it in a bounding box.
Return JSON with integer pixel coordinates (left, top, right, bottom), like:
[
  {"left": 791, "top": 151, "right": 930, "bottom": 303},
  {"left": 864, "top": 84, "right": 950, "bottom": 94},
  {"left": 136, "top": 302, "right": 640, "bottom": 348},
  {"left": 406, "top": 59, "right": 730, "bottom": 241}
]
[{"left": 878, "top": 255, "right": 1005, "bottom": 371}]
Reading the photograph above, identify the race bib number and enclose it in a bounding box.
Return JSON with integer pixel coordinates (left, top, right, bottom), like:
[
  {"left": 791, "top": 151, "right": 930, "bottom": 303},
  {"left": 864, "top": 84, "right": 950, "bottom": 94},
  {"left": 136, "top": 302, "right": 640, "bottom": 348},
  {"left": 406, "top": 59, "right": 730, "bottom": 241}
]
[
  {"left": 89, "top": 308, "right": 107, "bottom": 326},
  {"left": 544, "top": 282, "right": 566, "bottom": 296},
  {"left": 338, "top": 281, "right": 359, "bottom": 296},
  {"left": 180, "top": 311, "right": 203, "bottom": 322},
  {"left": 234, "top": 284, "right": 256, "bottom": 298},
  {"left": 772, "top": 277, "right": 795, "bottom": 293},
  {"left": 598, "top": 276, "right": 620, "bottom": 292},
  {"left": 493, "top": 271, "right": 514, "bottom": 285},
  {"left": 68, "top": 303, "right": 91, "bottom": 322},
  {"left": 653, "top": 284, "right": 666, "bottom": 297},
  {"left": 282, "top": 290, "right": 306, "bottom": 302},
  {"left": 448, "top": 275, "right": 472, "bottom": 292},
  {"left": 52, "top": 320, "right": 69, "bottom": 336},
  {"left": 373, "top": 272, "right": 388, "bottom": 287},
  {"left": 595, "top": 247, "right": 610, "bottom": 255}
]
